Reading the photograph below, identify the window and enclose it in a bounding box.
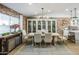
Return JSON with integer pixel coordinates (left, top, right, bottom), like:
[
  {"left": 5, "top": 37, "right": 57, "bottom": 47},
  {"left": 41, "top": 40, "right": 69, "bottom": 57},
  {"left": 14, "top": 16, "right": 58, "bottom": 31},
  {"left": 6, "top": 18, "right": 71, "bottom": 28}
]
[
  {"left": 0, "top": 13, "right": 10, "bottom": 34},
  {"left": 52, "top": 21, "right": 55, "bottom": 32},
  {"left": 33, "top": 21, "right": 36, "bottom": 32},
  {"left": 0, "top": 13, "right": 21, "bottom": 35},
  {"left": 10, "top": 16, "right": 19, "bottom": 25},
  {"left": 48, "top": 21, "right": 51, "bottom": 32},
  {"left": 28, "top": 21, "right": 31, "bottom": 33},
  {"left": 10, "top": 16, "right": 20, "bottom": 32},
  {"left": 42, "top": 21, "right": 46, "bottom": 29},
  {"left": 38, "top": 21, "right": 41, "bottom": 30}
]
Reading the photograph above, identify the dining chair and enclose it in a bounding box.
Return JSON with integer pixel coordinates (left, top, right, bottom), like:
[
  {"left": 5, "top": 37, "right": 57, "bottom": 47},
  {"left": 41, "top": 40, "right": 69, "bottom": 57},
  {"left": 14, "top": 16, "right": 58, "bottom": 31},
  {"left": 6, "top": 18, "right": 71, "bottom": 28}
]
[
  {"left": 58, "top": 35, "right": 66, "bottom": 44},
  {"left": 44, "top": 33, "right": 52, "bottom": 46},
  {"left": 63, "top": 28, "right": 69, "bottom": 40},
  {"left": 37, "top": 30, "right": 42, "bottom": 34},
  {"left": 22, "top": 30, "right": 28, "bottom": 43},
  {"left": 34, "top": 34, "right": 42, "bottom": 47}
]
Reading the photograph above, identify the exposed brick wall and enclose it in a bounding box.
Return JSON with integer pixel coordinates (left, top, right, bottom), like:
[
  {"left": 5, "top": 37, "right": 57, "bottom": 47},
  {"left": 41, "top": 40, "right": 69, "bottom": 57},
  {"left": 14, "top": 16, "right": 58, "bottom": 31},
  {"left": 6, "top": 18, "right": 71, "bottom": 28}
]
[
  {"left": 0, "top": 4, "right": 20, "bottom": 18},
  {"left": 23, "top": 16, "right": 27, "bottom": 32},
  {"left": 57, "top": 17, "right": 70, "bottom": 35}
]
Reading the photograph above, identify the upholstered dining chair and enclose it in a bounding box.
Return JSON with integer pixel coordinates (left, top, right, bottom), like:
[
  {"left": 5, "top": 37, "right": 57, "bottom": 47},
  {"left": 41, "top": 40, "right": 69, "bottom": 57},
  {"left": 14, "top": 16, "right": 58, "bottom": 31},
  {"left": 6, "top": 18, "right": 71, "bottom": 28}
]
[
  {"left": 34, "top": 34, "right": 42, "bottom": 47},
  {"left": 22, "top": 30, "right": 28, "bottom": 43},
  {"left": 63, "top": 28, "right": 69, "bottom": 40},
  {"left": 37, "top": 30, "right": 42, "bottom": 34},
  {"left": 44, "top": 33, "right": 52, "bottom": 46}
]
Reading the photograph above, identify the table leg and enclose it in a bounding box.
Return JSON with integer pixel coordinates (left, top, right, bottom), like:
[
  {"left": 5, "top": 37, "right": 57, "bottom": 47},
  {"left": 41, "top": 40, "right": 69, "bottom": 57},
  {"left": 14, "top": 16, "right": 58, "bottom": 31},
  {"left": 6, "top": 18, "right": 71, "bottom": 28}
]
[
  {"left": 52, "top": 36, "right": 55, "bottom": 45},
  {"left": 32, "top": 36, "right": 34, "bottom": 46}
]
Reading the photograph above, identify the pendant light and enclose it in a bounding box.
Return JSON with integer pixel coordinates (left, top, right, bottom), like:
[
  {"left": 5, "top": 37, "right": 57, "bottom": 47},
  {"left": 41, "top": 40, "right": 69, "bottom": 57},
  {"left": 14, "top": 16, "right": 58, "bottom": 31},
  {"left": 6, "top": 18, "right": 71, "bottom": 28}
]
[{"left": 41, "top": 8, "right": 44, "bottom": 19}]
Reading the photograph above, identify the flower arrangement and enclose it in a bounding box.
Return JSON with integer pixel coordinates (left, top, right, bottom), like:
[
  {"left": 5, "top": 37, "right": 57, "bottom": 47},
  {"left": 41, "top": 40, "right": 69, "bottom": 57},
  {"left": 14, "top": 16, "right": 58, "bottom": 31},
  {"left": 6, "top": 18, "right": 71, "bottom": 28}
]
[{"left": 10, "top": 24, "right": 20, "bottom": 32}]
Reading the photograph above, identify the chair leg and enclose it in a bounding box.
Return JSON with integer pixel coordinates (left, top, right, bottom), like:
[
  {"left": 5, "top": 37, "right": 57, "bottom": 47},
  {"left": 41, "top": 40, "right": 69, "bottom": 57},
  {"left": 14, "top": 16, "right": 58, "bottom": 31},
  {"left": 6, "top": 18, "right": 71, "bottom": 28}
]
[
  {"left": 34, "top": 42, "right": 35, "bottom": 47},
  {"left": 40, "top": 42, "right": 41, "bottom": 48},
  {"left": 50, "top": 43, "right": 51, "bottom": 47},
  {"left": 35, "top": 42, "right": 36, "bottom": 47},
  {"left": 32, "top": 37, "right": 34, "bottom": 46}
]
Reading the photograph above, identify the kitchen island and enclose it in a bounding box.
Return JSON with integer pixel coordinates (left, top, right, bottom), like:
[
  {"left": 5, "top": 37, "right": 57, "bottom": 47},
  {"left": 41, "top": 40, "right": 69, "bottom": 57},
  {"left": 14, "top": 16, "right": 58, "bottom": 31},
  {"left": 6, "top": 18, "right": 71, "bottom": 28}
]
[{"left": 68, "top": 30, "right": 79, "bottom": 44}]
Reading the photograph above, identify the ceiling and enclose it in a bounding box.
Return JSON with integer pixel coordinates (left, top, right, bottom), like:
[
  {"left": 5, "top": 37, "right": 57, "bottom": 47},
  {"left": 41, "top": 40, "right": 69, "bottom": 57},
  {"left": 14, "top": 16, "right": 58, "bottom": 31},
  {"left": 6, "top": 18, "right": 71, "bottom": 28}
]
[{"left": 2, "top": 3, "right": 79, "bottom": 17}]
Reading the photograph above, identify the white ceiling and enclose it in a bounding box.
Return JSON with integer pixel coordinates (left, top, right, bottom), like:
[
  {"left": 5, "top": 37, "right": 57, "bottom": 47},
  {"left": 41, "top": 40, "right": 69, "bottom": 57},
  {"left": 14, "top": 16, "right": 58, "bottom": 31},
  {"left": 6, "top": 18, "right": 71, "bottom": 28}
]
[{"left": 2, "top": 3, "right": 79, "bottom": 17}]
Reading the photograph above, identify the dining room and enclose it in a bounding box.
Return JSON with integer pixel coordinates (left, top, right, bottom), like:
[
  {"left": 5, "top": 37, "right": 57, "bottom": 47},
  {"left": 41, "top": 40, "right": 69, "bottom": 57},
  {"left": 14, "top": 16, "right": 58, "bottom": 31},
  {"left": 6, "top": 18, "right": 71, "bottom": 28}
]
[{"left": 1, "top": 3, "right": 79, "bottom": 55}]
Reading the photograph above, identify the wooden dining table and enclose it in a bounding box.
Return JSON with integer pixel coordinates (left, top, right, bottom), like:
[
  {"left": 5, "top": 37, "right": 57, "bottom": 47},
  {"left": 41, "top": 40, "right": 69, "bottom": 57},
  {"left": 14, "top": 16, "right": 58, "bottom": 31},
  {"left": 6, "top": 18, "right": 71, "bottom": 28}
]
[
  {"left": 27, "top": 33, "right": 60, "bottom": 45},
  {"left": 28, "top": 33, "right": 59, "bottom": 36}
]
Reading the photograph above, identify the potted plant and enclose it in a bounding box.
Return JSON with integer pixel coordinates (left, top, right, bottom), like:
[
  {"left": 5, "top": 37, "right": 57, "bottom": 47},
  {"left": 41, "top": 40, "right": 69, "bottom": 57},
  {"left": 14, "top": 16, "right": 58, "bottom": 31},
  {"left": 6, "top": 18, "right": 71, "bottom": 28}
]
[{"left": 2, "top": 32, "right": 10, "bottom": 36}]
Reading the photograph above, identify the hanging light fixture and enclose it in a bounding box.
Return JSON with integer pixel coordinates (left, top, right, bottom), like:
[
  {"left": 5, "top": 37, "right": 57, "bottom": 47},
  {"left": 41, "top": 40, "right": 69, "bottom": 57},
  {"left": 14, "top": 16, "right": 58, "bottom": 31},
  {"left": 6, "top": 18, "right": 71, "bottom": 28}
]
[
  {"left": 70, "top": 8, "right": 77, "bottom": 19},
  {"left": 73, "top": 8, "right": 77, "bottom": 19},
  {"left": 70, "top": 10, "right": 72, "bottom": 19},
  {"left": 41, "top": 8, "right": 44, "bottom": 19},
  {"left": 70, "top": 8, "right": 78, "bottom": 25}
]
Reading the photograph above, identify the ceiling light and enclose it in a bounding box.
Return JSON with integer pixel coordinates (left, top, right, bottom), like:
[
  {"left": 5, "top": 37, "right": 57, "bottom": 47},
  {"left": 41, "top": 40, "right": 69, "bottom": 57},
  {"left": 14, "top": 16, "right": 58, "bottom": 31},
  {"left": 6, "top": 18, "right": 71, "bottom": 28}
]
[
  {"left": 28, "top": 3, "right": 32, "bottom": 5},
  {"left": 48, "top": 10, "right": 51, "bottom": 12},
  {"left": 65, "top": 9, "right": 69, "bottom": 11}
]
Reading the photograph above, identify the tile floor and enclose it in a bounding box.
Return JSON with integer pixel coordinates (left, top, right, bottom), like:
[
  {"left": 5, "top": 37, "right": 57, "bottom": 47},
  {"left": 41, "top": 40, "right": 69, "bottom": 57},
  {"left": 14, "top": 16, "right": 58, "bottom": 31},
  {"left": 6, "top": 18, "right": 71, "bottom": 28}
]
[{"left": 12, "top": 44, "right": 74, "bottom": 55}]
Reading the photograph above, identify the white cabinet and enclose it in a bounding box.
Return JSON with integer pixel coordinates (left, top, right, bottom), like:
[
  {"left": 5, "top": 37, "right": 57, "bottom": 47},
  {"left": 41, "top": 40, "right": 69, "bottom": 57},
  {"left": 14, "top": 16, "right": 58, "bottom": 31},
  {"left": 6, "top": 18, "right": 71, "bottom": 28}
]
[
  {"left": 27, "top": 19, "right": 57, "bottom": 33},
  {"left": 75, "top": 32, "right": 79, "bottom": 44}
]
